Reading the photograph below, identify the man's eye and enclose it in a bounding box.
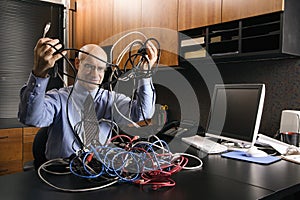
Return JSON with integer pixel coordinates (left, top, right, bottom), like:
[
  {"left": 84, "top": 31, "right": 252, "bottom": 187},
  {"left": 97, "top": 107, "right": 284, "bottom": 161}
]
[
  {"left": 85, "top": 64, "right": 94, "bottom": 69},
  {"left": 97, "top": 67, "right": 105, "bottom": 72}
]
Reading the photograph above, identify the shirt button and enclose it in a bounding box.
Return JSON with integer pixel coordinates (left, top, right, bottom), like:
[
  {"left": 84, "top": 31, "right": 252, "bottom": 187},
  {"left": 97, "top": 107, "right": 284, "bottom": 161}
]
[{"left": 36, "top": 84, "right": 41, "bottom": 87}]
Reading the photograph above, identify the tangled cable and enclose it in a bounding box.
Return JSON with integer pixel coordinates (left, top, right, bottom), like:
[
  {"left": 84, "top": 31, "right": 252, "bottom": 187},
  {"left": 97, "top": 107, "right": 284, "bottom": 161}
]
[
  {"left": 38, "top": 135, "right": 203, "bottom": 192},
  {"left": 70, "top": 135, "right": 187, "bottom": 188}
]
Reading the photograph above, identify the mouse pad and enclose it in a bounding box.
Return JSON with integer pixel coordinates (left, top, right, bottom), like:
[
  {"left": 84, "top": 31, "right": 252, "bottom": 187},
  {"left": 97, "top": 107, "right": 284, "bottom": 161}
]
[{"left": 221, "top": 151, "right": 281, "bottom": 164}]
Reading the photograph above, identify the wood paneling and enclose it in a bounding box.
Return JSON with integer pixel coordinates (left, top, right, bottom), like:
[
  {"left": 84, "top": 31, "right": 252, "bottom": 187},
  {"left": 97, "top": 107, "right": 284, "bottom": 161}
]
[
  {"left": 113, "top": 0, "right": 142, "bottom": 35},
  {"left": 178, "top": 0, "right": 222, "bottom": 30},
  {"left": 0, "top": 128, "right": 22, "bottom": 175},
  {"left": 0, "top": 127, "right": 39, "bottom": 175},
  {"left": 0, "top": 160, "right": 22, "bottom": 176},
  {"left": 142, "top": 0, "right": 178, "bottom": 66},
  {"left": 75, "top": 0, "right": 178, "bottom": 66},
  {"left": 142, "top": 0, "right": 178, "bottom": 30},
  {"left": 0, "top": 128, "right": 22, "bottom": 162},
  {"left": 111, "top": 0, "right": 142, "bottom": 68},
  {"left": 75, "top": 0, "right": 113, "bottom": 48},
  {"left": 23, "top": 127, "right": 40, "bottom": 164},
  {"left": 222, "top": 0, "right": 284, "bottom": 22}
]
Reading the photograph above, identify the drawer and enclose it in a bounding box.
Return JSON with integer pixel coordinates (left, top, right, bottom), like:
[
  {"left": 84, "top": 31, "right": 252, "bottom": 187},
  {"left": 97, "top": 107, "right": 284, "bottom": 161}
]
[
  {"left": 0, "top": 160, "right": 23, "bottom": 175},
  {"left": 23, "top": 127, "right": 40, "bottom": 143},
  {"left": 0, "top": 128, "right": 22, "bottom": 162},
  {"left": 23, "top": 127, "right": 40, "bottom": 164}
]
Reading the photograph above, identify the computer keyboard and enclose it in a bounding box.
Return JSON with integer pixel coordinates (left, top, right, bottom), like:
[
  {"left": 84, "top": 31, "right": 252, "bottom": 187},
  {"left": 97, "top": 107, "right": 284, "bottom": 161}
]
[
  {"left": 162, "top": 127, "right": 188, "bottom": 137},
  {"left": 181, "top": 135, "right": 228, "bottom": 154}
]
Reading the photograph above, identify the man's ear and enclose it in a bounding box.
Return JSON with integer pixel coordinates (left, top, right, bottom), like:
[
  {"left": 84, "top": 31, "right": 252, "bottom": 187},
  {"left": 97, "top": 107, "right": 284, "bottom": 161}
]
[{"left": 75, "top": 58, "right": 80, "bottom": 70}]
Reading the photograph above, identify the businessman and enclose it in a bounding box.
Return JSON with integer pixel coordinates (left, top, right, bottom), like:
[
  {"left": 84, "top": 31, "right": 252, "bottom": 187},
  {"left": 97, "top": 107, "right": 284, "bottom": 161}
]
[{"left": 18, "top": 38, "right": 157, "bottom": 161}]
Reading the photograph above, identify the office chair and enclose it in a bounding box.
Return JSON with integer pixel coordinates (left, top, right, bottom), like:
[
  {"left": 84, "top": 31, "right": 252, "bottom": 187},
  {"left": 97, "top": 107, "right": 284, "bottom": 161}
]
[{"left": 32, "top": 127, "right": 49, "bottom": 170}]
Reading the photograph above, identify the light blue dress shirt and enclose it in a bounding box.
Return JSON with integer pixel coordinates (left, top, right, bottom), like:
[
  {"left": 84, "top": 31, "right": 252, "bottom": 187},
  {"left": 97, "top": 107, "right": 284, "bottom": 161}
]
[{"left": 18, "top": 73, "right": 156, "bottom": 159}]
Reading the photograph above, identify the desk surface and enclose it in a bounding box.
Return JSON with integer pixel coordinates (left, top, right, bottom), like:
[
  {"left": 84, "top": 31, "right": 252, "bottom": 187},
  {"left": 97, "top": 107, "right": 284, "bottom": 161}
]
[
  {"left": 1, "top": 138, "right": 300, "bottom": 200},
  {"left": 0, "top": 118, "right": 25, "bottom": 129},
  {"left": 0, "top": 169, "right": 272, "bottom": 200}
]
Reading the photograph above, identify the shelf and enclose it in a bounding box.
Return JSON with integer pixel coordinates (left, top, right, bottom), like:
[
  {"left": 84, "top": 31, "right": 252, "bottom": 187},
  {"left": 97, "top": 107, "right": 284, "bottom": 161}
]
[
  {"left": 209, "top": 40, "right": 239, "bottom": 55},
  {"left": 179, "top": 10, "right": 300, "bottom": 63},
  {"left": 242, "top": 34, "right": 280, "bottom": 53},
  {"left": 242, "top": 12, "right": 281, "bottom": 27}
]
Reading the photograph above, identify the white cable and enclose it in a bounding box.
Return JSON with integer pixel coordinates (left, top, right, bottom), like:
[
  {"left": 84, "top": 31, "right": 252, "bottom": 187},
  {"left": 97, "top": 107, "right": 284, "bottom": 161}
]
[
  {"left": 43, "top": 22, "right": 51, "bottom": 38},
  {"left": 110, "top": 79, "right": 140, "bottom": 128},
  {"left": 37, "top": 158, "right": 119, "bottom": 192},
  {"left": 115, "top": 39, "right": 143, "bottom": 66},
  {"left": 110, "top": 31, "right": 148, "bottom": 63},
  {"left": 173, "top": 152, "right": 203, "bottom": 170}
]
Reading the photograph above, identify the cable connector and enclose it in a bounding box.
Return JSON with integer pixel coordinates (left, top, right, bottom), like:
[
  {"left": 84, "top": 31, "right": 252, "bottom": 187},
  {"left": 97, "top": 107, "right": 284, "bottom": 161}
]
[
  {"left": 43, "top": 22, "right": 51, "bottom": 38},
  {"left": 86, "top": 152, "right": 94, "bottom": 163}
]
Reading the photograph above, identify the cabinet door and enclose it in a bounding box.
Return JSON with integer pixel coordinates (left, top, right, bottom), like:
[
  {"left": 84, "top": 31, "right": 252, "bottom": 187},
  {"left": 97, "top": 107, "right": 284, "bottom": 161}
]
[
  {"left": 112, "top": 0, "right": 142, "bottom": 68},
  {"left": 222, "top": 0, "right": 284, "bottom": 22},
  {"left": 178, "top": 0, "right": 222, "bottom": 31},
  {"left": 0, "top": 128, "right": 22, "bottom": 162},
  {"left": 113, "top": 0, "right": 142, "bottom": 35},
  {"left": 142, "top": 0, "right": 178, "bottom": 66},
  {"left": 0, "top": 128, "right": 22, "bottom": 175},
  {"left": 23, "top": 127, "right": 40, "bottom": 164},
  {"left": 75, "top": 0, "right": 113, "bottom": 48}
]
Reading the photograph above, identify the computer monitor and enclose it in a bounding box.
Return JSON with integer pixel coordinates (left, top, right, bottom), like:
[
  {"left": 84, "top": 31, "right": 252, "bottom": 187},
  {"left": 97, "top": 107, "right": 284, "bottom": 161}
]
[{"left": 205, "top": 84, "right": 265, "bottom": 146}]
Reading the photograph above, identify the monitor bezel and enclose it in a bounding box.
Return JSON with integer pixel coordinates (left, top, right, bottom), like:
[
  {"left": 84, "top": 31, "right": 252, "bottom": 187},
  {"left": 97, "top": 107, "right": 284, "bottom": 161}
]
[{"left": 205, "top": 83, "right": 265, "bottom": 146}]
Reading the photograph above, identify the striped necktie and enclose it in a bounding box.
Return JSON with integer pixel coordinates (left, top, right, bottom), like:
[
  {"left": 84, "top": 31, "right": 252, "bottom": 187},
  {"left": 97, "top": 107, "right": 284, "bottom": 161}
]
[{"left": 83, "top": 93, "right": 99, "bottom": 146}]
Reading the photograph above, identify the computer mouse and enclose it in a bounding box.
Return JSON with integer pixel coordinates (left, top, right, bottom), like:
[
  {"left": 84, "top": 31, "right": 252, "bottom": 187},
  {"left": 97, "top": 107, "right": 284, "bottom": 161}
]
[{"left": 245, "top": 147, "right": 268, "bottom": 157}]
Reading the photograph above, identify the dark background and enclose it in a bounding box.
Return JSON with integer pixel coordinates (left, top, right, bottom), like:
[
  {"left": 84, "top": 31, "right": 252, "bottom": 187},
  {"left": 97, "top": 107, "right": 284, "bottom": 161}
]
[
  {"left": 156, "top": 57, "right": 300, "bottom": 137},
  {"left": 0, "top": 0, "right": 64, "bottom": 119}
]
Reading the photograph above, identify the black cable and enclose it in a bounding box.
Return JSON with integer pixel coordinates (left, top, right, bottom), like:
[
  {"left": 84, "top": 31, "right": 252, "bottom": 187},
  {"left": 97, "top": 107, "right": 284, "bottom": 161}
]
[
  {"left": 45, "top": 38, "right": 160, "bottom": 151},
  {"left": 66, "top": 85, "right": 85, "bottom": 150}
]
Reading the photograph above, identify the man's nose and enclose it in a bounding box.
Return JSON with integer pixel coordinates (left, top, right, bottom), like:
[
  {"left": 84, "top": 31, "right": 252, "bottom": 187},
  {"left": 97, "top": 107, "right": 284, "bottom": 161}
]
[{"left": 90, "top": 67, "right": 98, "bottom": 75}]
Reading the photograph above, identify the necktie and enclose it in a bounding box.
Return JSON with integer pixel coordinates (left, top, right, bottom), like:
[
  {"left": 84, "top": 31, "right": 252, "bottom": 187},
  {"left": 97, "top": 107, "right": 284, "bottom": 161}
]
[{"left": 83, "top": 93, "right": 99, "bottom": 146}]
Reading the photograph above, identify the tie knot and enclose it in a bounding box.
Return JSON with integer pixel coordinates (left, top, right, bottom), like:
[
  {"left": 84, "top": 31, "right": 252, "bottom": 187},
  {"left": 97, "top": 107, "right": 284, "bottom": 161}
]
[{"left": 84, "top": 93, "right": 94, "bottom": 112}]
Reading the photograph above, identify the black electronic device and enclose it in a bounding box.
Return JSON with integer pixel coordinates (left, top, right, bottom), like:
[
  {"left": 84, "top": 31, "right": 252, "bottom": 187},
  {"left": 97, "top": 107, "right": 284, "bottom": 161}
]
[{"left": 205, "top": 83, "right": 265, "bottom": 146}]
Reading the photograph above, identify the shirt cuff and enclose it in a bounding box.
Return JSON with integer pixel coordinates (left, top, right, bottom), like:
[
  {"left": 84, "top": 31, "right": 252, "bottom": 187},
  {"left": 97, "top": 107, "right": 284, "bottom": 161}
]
[{"left": 26, "top": 72, "right": 50, "bottom": 93}]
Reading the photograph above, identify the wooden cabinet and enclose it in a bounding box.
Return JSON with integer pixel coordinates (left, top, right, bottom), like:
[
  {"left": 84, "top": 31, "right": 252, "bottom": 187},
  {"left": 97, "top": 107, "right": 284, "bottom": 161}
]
[
  {"left": 112, "top": 0, "right": 178, "bottom": 66},
  {"left": 75, "top": 0, "right": 178, "bottom": 67},
  {"left": 75, "top": 0, "right": 113, "bottom": 48},
  {"left": 0, "top": 128, "right": 22, "bottom": 175},
  {"left": 179, "top": 5, "right": 300, "bottom": 63},
  {"left": 222, "top": 0, "right": 284, "bottom": 23},
  {"left": 112, "top": 0, "right": 142, "bottom": 36},
  {"left": 141, "top": 0, "right": 178, "bottom": 66},
  {"left": 0, "top": 127, "right": 39, "bottom": 175},
  {"left": 111, "top": 0, "right": 142, "bottom": 68},
  {"left": 178, "top": 0, "right": 222, "bottom": 30},
  {"left": 178, "top": 0, "right": 284, "bottom": 31},
  {"left": 23, "top": 127, "right": 40, "bottom": 165}
]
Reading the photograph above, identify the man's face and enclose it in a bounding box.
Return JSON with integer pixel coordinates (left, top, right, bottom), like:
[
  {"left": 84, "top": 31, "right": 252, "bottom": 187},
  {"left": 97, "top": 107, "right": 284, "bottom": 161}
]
[{"left": 76, "top": 56, "right": 106, "bottom": 91}]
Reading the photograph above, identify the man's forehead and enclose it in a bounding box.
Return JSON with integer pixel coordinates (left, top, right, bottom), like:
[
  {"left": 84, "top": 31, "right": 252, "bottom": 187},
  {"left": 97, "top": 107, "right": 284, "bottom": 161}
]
[
  {"left": 79, "top": 48, "right": 107, "bottom": 62},
  {"left": 81, "top": 56, "right": 106, "bottom": 65}
]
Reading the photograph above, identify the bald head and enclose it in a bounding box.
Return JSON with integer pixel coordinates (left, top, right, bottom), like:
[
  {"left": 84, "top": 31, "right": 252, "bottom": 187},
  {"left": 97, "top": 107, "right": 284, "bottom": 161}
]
[
  {"left": 75, "top": 44, "right": 108, "bottom": 91},
  {"left": 78, "top": 44, "right": 107, "bottom": 63}
]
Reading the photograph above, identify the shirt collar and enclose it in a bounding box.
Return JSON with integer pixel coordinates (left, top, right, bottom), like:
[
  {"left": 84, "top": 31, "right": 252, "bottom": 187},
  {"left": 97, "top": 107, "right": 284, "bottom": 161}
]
[{"left": 73, "top": 82, "right": 98, "bottom": 99}]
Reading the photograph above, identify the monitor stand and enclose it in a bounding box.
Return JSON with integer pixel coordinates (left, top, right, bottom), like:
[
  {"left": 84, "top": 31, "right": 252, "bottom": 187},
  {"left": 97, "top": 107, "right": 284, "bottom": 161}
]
[{"left": 220, "top": 141, "right": 251, "bottom": 152}]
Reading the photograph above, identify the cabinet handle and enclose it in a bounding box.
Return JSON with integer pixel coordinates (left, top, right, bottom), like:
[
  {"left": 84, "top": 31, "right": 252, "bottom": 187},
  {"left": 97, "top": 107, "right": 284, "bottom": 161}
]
[{"left": 0, "top": 136, "right": 8, "bottom": 139}]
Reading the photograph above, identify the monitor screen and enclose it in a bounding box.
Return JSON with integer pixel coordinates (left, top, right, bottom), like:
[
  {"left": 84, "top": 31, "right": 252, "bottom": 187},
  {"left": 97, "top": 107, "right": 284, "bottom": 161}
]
[{"left": 205, "top": 84, "right": 265, "bottom": 146}]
